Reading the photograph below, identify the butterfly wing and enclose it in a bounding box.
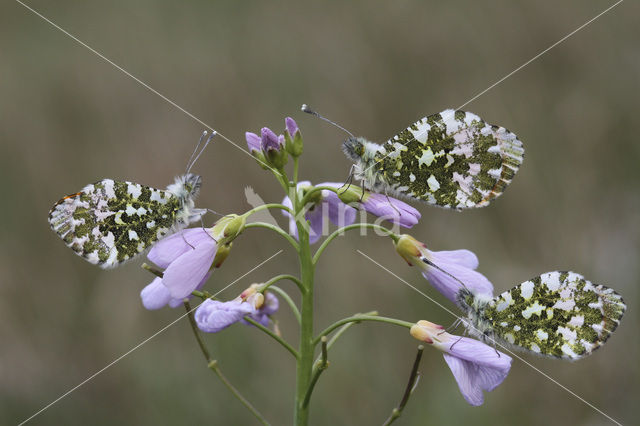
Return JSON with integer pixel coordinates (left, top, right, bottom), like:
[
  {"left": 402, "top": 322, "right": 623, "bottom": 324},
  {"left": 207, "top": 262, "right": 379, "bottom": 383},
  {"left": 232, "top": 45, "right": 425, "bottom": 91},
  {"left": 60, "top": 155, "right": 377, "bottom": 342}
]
[
  {"left": 48, "top": 179, "right": 181, "bottom": 268},
  {"left": 485, "top": 271, "right": 625, "bottom": 359},
  {"left": 376, "top": 109, "right": 524, "bottom": 209}
]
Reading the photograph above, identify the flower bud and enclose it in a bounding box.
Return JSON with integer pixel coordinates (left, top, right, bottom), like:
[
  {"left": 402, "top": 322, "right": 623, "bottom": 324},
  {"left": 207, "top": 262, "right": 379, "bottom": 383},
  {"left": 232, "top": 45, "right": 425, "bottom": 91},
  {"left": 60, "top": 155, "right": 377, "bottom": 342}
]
[
  {"left": 211, "top": 214, "right": 246, "bottom": 243},
  {"left": 246, "top": 132, "right": 270, "bottom": 169},
  {"left": 284, "top": 117, "right": 303, "bottom": 157},
  {"left": 261, "top": 127, "right": 288, "bottom": 169}
]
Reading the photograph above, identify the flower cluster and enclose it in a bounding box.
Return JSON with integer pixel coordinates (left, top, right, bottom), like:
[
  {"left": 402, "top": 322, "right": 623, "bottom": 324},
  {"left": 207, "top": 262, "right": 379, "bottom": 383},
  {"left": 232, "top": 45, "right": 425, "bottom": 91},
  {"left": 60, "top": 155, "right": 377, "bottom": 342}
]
[{"left": 246, "top": 117, "right": 303, "bottom": 169}]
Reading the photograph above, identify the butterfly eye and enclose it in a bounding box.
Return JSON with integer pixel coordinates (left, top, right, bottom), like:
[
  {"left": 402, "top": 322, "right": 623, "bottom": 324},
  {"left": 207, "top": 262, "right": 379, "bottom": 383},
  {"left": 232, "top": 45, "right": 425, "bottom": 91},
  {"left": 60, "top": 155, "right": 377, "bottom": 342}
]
[{"left": 342, "top": 137, "right": 365, "bottom": 161}]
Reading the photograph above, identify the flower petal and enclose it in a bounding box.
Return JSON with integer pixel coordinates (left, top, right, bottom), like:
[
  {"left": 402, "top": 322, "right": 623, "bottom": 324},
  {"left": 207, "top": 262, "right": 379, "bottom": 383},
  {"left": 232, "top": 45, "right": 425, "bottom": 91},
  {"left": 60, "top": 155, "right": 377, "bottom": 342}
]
[
  {"left": 361, "top": 193, "right": 421, "bottom": 228},
  {"left": 140, "top": 277, "right": 172, "bottom": 310},
  {"left": 442, "top": 338, "right": 511, "bottom": 406},
  {"left": 306, "top": 205, "right": 325, "bottom": 244},
  {"left": 246, "top": 132, "right": 261, "bottom": 153},
  {"left": 431, "top": 249, "right": 479, "bottom": 269},
  {"left": 162, "top": 240, "right": 217, "bottom": 299},
  {"left": 422, "top": 257, "right": 494, "bottom": 304},
  {"left": 148, "top": 228, "right": 213, "bottom": 268},
  {"left": 195, "top": 299, "right": 255, "bottom": 333},
  {"left": 442, "top": 354, "right": 486, "bottom": 406},
  {"left": 261, "top": 127, "right": 282, "bottom": 151},
  {"left": 285, "top": 117, "right": 299, "bottom": 137}
]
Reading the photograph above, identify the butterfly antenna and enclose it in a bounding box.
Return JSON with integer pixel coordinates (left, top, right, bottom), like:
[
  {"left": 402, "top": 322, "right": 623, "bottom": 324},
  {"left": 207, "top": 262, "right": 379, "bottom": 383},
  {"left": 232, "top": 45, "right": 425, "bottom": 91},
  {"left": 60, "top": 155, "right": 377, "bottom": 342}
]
[
  {"left": 301, "top": 104, "right": 355, "bottom": 138},
  {"left": 421, "top": 258, "right": 470, "bottom": 291},
  {"left": 186, "top": 130, "right": 217, "bottom": 174}
]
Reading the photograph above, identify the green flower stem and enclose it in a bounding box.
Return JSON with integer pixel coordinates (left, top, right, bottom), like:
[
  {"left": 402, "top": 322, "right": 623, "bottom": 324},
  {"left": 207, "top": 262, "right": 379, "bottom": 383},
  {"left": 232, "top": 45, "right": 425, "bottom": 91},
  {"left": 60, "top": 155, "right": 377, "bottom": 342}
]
[
  {"left": 245, "top": 222, "right": 299, "bottom": 250},
  {"left": 293, "top": 156, "right": 300, "bottom": 185},
  {"left": 267, "top": 285, "right": 301, "bottom": 324},
  {"left": 299, "top": 185, "right": 341, "bottom": 207},
  {"left": 243, "top": 202, "right": 293, "bottom": 217},
  {"left": 183, "top": 301, "right": 270, "bottom": 426},
  {"left": 141, "top": 262, "right": 164, "bottom": 278},
  {"left": 261, "top": 274, "right": 304, "bottom": 293},
  {"left": 312, "top": 223, "right": 399, "bottom": 265},
  {"left": 382, "top": 345, "right": 425, "bottom": 426},
  {"left": 309, "top": 311, "right": 379, "bottom": 376},
  {"left": 301, "top": 336, "right": 328, "bottom": 409},
  {"left": 243, "top": 316, "right": 299, "bottom": 359},
  {"left": 313, "top": 315, "right": 413, "bottom": 346},
  {"left": 293, "top": 197, "right": 315, "bottom": 425},
  {"left": 322, "top": 310, "right": 378, "bottom": 352},
  {"left": 274, "top": 168, "right": 291, "bottom": 194}
]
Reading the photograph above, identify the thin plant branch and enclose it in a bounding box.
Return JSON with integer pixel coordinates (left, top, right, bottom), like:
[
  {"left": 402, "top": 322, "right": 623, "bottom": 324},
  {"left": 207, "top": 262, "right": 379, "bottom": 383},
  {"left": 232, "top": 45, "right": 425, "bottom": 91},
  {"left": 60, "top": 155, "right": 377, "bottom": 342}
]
[
  {"left": 313, "top": 315, "right": 413, "bottom": 346},
  {"left": 382, "top": 345, "right": 425, "bottom": 426},
  {"left": 244, "top": 316, "right": 300, "bottom": 359},
  {"left": 268, "top": 285, "right": 301, "bottom": 324},
  {"left": 302, "top": 336, "right": 329, "bottom": 408},
  {"left": 183, "top": 301, "right": 270, "bottom": 425},
  {"left": 245, "top": 222, "right": 300, "bottom": 250}
]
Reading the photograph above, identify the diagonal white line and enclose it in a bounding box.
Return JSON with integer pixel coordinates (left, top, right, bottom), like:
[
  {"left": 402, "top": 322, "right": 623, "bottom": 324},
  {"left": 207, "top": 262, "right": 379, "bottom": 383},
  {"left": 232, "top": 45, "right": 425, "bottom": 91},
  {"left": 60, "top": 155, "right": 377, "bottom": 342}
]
[
  {"left": 18, "top": 250, "right": 283, "bottom": 426},
  {"left": 359, "top": 0, "right": 623, "bottom": 177},
  {"left": 457, "top": 0, "right": 624, "bottom": 110},
  {"left": 14, "top": 0, "right": 281, "bottom": 176},
  {"left": 357, "top": 250, "right": 622, "bottom": 426}
]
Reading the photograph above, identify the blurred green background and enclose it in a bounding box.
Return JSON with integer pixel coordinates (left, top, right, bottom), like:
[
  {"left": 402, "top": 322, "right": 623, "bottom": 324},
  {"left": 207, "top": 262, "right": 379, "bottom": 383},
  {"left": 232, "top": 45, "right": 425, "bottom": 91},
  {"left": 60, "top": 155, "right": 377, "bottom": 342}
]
[{"left": 2, "top": 0, "right": 638, "bottom": 424}]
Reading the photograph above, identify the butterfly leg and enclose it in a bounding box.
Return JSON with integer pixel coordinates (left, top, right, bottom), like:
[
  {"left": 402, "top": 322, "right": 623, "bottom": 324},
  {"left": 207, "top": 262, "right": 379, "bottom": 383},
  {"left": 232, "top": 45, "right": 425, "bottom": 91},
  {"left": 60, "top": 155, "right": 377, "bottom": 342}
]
[
  {"left": 338, "top": 164, "right": 356, "bottom": 195},
  {"left": 199, "top": 216, "right": 218, "bottom": 243},
  {"left": 439, "top": 318, "right": 463, "bottom": 335},
  {"left": 384, "top": 190, "right": 401, "bottom": 216},
  {"left": 181, "top": 231, "right": 196, "bottom": 249},
  {"left": 449, "top": 335, "right": 464, "bottom": 352}
]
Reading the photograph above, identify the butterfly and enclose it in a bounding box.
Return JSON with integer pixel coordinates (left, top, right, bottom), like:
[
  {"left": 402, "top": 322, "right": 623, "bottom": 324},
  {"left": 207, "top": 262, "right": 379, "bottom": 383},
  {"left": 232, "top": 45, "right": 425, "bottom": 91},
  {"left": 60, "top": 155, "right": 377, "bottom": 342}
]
[
  {"left": 456, "top": 271, "right": 625, "bottom": 359},
  {"left": 48, "top": 132, "right": 213, "bottom": 268},
  {"left": 342, "top": 109, "right": 524, "bottom": 210}
]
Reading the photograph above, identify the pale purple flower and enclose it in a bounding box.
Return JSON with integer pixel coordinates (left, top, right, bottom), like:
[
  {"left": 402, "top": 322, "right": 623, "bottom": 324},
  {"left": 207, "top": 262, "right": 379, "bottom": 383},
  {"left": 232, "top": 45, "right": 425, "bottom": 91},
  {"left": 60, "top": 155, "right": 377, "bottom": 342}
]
[
  {"left": 395, "top": 235, "right": 493, "bottom": 305},
  {"left": 261, "top": 127, "right": 284, "bottom": 152},
  {"left": 146, "top": 228, "right": 218, "bottom": 299},
  {"left": 195, "top": 299, "right": 255, "bottom": 333},
  {"left": 423, "top": 249, "right": 494, "bottom": 305},
  {"left": 195, "top": 290, "right": 280, "bottom": 333},
  {"left": 360, "top": 192, "right": 420, "bottom": 228},
  {"left": 285, "top": 117, "right": 299, "bottom": 137},
  {"left": 282, "top": 181, "right": 357, "bottom": 244},
  {"left": 245, "top": 132, "right": 261, "bottom": 153},
  {"left": 140, "top": 272, "right": 211, "bottom": 310},
  {"left": 411, "top": 320, "right": 512, "bottom": 406}
]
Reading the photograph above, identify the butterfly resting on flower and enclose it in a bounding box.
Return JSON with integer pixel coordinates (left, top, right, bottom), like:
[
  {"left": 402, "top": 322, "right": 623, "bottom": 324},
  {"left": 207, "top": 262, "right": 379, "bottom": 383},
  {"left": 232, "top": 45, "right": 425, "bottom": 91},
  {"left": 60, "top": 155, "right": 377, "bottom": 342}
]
[
  {"left": 457, "top": 271, "right": 625, "bottom": 360},
  {"left": 342, "top": 109, "right": 524, "bottom": 210},
  {"left": 48, "top": 132, "right": 213, "bottom": 268}
]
